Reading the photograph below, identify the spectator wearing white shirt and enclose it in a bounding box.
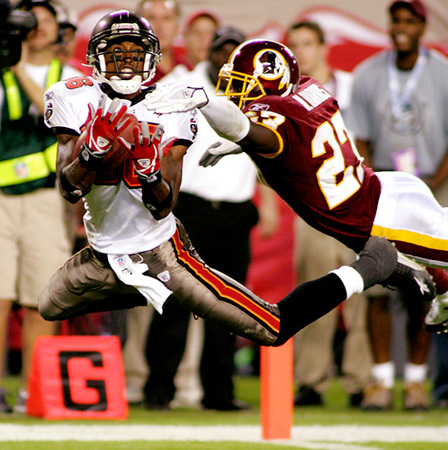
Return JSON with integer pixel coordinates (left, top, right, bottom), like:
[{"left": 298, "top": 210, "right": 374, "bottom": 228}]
[{"left": 143, "top": 27, "right": 279, "bottom": 410}]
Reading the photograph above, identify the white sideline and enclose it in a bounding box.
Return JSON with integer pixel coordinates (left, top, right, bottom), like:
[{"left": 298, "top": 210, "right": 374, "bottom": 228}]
[{"left": 0, "top": 424, "right": 448, "bottom": 447}]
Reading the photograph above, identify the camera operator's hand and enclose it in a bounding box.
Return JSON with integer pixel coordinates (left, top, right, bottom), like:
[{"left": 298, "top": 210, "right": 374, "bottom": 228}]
[
  {"left": 20, "top": 40, "right": 30, "bottom": 62},
  {"left": 10, "top": 40, "right": 29, "bottom": 73},
  {"left": 9, "top": 40, "right": 46, "bottom": 115}
]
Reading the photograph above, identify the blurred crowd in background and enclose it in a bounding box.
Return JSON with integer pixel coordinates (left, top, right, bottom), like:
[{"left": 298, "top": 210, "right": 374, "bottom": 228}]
[{"left": 2, "top": 0, "right": 448, "bottom": 414}]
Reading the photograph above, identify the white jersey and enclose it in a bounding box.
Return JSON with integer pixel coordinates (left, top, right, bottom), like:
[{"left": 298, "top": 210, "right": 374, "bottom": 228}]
[{"left": 44, "top": 76, "right": 198, "bottom": 254}]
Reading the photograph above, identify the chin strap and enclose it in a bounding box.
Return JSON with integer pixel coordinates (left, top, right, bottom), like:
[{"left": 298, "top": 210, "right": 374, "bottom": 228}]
[
  {"left": 92, "top": 67, "right": 146, "bottom": 95},
  {"left": 108, "top": 75, "right": 143, "bottom": 95}
]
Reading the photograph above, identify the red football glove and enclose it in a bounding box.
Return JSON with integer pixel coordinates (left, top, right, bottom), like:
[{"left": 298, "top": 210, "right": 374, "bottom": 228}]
[
  {"left": 118, "top": 122, "right": 175, "bottom": 185},
  {"left": 78, "top": 95, "right": 132, "bottom": 170}
]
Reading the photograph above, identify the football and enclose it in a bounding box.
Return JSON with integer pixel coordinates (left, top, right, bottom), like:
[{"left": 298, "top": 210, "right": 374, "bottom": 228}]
[{"left": 73, "top": 113, "right": 139, "bottom": 170}]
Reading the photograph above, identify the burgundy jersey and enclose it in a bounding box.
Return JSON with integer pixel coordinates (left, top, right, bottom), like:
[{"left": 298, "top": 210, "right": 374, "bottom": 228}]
[{"left": 244, "top": 77, "right": 381, "bottom": 253}]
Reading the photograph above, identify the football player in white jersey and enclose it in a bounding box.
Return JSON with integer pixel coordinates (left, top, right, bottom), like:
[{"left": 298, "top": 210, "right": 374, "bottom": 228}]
[{"left": 38, "top": 10, "right": 434, "bottom": 348}]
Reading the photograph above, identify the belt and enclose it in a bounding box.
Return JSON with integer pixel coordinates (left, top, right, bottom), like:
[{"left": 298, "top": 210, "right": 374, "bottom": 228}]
[
  {"left": 91, "top": 247, "right": 109, "bottom": 264},
  {"left": 177, "top": 192, "right": 251, "bottom": 210},
  {"left": 91, "top": 247, "right": 152, "bottom": 265}
]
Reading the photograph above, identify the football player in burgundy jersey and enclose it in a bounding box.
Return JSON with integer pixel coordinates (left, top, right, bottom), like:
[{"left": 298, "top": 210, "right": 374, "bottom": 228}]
[
  {"left": 38, "top": 11, "right": 436, "bottom": 348},
  {"left": 144, "top": 38, "right": 448, "bottom": 332}
]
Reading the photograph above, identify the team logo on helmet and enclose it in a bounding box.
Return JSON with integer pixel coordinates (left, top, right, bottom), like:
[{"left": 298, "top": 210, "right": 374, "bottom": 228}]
[
  {"left": 216, "top": 39, "right": 299, "bottom": 108},
  {"left": 253, "top": 49, "right": 290, "bottom": 91},
  {"left": 111, "top": 23, "right": 139, "bottom": 32}
]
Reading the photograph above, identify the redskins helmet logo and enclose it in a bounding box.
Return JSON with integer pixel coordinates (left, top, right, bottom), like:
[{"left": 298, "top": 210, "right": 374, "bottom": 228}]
[
  {"left": 253, "top": 49, "right": 290, "bottom": 90},
  {"left": 253, "top": 49, "right": 286, "bottom": 78}
]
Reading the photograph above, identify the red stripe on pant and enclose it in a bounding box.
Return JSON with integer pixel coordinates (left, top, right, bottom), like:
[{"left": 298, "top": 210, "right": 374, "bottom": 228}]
[{"left": 171, "top": 228, "right": 280, "bottom": 333}]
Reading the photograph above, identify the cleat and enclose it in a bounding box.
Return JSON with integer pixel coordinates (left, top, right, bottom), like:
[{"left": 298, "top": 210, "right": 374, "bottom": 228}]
[
  {"left": 0, "top": 388, "right": 12, "bottom": 414},
  {"left": 13, "top": 389, "right": 28, "bottom": 414},
  {"left": 352, "top": 237, "right": 436, "bottom": 301},
  {"left": 384, "top": 252, "right": 436, "bottom": 303},
  {"left": 425, "top": 294, "right": 448, "bottom": 333},
  {"left": 294, "top": 386, "right": 323, "bottom": 407}
]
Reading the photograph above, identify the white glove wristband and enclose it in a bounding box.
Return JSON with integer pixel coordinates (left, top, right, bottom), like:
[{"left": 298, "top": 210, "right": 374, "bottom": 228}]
[{"left": 200, "top": 96, "right": 250, "bottom": 143}]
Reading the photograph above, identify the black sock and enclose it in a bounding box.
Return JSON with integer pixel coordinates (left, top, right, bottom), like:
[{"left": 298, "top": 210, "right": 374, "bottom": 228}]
[{"left": 274, "top": 273, "right": 347, "bottom": 346}]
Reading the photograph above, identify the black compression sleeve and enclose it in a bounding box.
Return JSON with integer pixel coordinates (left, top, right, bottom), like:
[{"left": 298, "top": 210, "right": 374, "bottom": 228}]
[{"left": 273, "top": 273, "right": 348, "bottom": 346}]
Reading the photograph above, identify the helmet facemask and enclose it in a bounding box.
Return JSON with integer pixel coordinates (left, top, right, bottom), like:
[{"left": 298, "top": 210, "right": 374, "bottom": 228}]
[
  {"left": 87, "top": 12, "right": 161, "bottom": 95},
  {"left": 216, "top": 63, "right": 267, "bottom": 109},
  {"left": 91, "top": 38, "right": 159, "bottom": 95}
]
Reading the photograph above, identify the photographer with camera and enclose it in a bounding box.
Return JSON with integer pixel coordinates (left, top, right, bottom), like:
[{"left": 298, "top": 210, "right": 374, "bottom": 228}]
[
  {"left": 0, "top": 0, "right": 81, "bottom": 413},
  {"left": 0, "top": 0, "right": 36, "bottom": 69}
]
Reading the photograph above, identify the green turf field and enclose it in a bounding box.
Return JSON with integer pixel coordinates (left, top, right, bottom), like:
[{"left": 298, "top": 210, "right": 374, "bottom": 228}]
[{"left": 1, "top": 375, "right": 448, "bottom": 449}]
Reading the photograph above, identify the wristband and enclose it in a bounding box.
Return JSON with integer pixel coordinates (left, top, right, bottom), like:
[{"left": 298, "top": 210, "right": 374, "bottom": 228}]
[
  {"left": 200, "top": 96, "right": 250, "bottom": 142},
  {"left": 78, "top": 142, "right": 106, "bottom": 171},
  {"left": 137, "top": 168, "right": 163, "bottom": 186},
  {"left": 142, "top": 182, "right": 173, "bottom": 213}
]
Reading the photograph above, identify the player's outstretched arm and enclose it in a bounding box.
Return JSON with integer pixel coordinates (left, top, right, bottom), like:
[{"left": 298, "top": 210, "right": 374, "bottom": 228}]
[{"left": 144, "top": 86, "right": 281, "bottom": 156}]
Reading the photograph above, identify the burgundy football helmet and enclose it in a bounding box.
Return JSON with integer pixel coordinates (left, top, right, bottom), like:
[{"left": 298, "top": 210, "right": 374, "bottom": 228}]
[{"left": 215, "top": 39, "right": 300, "bottom": 108}]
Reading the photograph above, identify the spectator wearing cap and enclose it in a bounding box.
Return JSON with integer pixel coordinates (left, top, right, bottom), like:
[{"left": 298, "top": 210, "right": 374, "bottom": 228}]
[
  {"left": 52, "top": 1, "right": 78, "bottom": 67},
  {"left": 141, "top": 26, "right": 279, "bottom": 411},
  {"left": 0, "top": 0, "right": 82, "bottom": 413},
  {"left": 389, "top": 0, "right": 427, "bottom": 22},
  {"left": 346, "top": 0, "right": 448, "bottom": 410},
  {"left": 182, "top": 10, "right": 220, "bottom": 70}
]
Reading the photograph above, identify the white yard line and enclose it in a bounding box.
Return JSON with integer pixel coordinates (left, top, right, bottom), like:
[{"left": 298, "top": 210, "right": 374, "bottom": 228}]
[{"left": 0, "top": 424, "right": 448, "bottom": 449}]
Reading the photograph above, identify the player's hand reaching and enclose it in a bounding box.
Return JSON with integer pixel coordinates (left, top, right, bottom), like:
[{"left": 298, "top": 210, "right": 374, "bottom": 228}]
[
  {"left": 144, "top": 86, "right": 208, "bottom": 114},
  {"left": 78, "top": 95, "right": 132, "bottom": 170},
  {"left": 199, "top": 140, "right": 243, "bottom": 167},
  {"left": 118, "top": 122, "right": 175, "bottom": 185}
]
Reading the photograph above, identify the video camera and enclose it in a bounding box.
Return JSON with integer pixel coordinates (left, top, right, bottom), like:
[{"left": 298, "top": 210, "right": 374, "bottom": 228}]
[{"left": 0, "top": 0, "right": 37, "bottom": 68}]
